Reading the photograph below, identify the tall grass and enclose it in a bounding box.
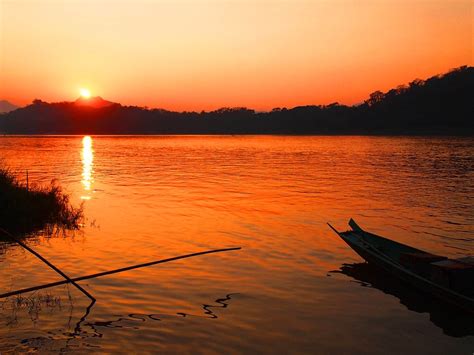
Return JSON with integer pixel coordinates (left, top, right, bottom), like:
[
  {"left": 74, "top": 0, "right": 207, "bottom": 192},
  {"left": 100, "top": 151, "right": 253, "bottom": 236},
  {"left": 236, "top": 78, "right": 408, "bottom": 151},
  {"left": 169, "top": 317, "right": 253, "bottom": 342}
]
[{"left": 0, "top": 167, "right": 83, "bottom": 236}]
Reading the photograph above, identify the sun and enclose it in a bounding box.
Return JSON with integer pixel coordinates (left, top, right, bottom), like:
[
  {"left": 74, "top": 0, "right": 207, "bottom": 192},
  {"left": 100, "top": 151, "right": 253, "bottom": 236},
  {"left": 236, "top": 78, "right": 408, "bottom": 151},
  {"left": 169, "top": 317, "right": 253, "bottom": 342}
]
[{"left": 79, "top": 88, "right": 91, "bottom": 98}]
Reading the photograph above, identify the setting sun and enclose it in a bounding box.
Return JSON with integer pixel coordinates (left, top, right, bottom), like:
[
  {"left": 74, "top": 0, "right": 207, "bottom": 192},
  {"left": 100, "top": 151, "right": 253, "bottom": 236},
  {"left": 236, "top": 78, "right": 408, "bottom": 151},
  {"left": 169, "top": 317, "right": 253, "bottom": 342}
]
[{"left": 79, "top": 88, "right": 91, "bottom": 98}]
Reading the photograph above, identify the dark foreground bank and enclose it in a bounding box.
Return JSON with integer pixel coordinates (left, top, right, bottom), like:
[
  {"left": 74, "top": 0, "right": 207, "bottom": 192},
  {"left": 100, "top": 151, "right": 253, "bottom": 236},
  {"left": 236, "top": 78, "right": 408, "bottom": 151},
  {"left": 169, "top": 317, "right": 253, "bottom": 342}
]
[{"left": 0, "top": 167, "right": 83, "bottom": 236}]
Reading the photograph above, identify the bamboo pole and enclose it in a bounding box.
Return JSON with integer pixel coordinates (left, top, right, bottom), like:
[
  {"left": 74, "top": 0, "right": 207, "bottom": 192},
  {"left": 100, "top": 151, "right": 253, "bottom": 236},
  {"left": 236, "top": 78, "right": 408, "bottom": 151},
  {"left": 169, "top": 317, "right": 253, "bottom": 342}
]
[
  {"left": 0, "top": 228, "right": 96, "bottom": 302},
  {"left": 0, "top": 246, "right": 241, "bottom": 299}
]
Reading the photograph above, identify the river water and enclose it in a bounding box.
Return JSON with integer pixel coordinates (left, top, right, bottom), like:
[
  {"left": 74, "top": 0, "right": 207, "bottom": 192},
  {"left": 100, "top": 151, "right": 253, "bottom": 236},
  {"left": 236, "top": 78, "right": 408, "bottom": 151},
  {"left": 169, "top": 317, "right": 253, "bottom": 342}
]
[{"left": 0, "top": 136, "right": 473, "bottom": 353}]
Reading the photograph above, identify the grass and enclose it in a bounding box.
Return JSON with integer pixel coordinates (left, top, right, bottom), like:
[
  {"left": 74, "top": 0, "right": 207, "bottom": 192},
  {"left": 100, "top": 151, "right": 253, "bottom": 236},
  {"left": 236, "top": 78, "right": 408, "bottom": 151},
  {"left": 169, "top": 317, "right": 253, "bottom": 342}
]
[
  {"left": 1, "top": 292, "right": 63, "bottom": 324},
  {"left": 0, "top": 166, "right": 83, "bottom": 237}
]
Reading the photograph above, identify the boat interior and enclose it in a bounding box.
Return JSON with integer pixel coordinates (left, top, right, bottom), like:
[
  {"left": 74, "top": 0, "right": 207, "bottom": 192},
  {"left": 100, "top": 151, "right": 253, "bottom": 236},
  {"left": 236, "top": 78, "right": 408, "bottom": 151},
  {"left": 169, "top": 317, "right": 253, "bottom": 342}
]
[{"left": 342, "top": 219, "right": 474, "bottom": 297}]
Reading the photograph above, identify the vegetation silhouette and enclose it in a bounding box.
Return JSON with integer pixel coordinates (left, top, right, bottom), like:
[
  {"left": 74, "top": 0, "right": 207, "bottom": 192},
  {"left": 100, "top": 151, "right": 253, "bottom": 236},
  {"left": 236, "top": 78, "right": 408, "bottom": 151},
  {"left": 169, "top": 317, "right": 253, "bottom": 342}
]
[
  {"left": 0, "top": 167, "right": 83, "bottom": 237},
  {"left": 0, "top": 66, "right": 472, "bottom": 135}
]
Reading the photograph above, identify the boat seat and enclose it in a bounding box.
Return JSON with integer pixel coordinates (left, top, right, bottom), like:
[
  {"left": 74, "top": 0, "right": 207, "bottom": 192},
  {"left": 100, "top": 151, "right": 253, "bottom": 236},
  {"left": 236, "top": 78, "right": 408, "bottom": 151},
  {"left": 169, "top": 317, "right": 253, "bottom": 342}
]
[
  {"left": 430, "top": 258, "right": 474, "bottom": 294},
  {"left": 455, "top": 256, "right": 474, "bottom": 266}
]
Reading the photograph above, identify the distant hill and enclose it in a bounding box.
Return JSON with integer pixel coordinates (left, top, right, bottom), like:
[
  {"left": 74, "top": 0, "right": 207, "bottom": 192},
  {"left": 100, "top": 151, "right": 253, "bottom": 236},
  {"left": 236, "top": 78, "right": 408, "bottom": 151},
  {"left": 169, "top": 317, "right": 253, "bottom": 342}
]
[
  {"left": 0, "top": 100, "right": 19, "bottom": 114},
  {"left": 0, "top": 66, "right": 472, "bottom": 135},
  {"left": 74, "top": 96, "right": 116, "bottom": 108}
]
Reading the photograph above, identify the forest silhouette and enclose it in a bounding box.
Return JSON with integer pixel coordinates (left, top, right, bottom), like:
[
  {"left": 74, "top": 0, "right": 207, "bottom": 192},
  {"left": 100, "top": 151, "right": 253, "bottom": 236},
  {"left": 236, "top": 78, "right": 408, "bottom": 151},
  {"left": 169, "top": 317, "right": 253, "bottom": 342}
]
[{"left": 0, "top": 66, "right": 472, "bottom": 135}]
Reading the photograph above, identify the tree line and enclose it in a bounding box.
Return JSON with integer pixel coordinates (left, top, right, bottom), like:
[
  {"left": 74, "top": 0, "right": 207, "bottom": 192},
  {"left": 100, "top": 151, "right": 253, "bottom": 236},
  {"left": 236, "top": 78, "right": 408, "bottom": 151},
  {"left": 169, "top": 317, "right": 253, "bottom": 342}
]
[{"left": 0, "top": 66, "right": 472, "bottom": 135}]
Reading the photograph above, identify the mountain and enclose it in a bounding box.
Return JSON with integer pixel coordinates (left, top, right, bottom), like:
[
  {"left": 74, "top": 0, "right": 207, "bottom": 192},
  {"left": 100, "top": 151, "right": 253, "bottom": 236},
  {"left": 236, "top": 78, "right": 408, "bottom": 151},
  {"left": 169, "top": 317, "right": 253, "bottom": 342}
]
[
  {"left": 0, "top": 100, "right": 19, "bottom": 113},
  {"left": 74, "top": 96, "right": 116, "bottom": 108},
  {"left": 0, "top": 66, "right": 472, "bottom": 135}
]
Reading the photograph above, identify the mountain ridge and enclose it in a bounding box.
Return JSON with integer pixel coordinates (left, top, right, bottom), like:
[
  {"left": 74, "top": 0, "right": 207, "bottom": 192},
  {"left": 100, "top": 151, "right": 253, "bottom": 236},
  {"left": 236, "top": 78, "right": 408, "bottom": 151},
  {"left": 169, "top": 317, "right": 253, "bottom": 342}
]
[
  {"left": 74, "top": 96, "right": 116, "bottom": 108},
  {"left": 0, "top": 66, "right": 472, "bottom": 135},
  {"left": 0, "top": 100, "right": 19, "bottom": 114}
]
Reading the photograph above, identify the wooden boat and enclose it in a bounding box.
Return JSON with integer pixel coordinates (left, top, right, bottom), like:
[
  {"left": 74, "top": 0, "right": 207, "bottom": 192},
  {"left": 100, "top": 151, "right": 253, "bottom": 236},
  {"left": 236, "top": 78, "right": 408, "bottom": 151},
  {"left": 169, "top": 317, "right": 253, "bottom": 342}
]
[{"left": 328, "top": 219, "right": 474, "bottom": 314}]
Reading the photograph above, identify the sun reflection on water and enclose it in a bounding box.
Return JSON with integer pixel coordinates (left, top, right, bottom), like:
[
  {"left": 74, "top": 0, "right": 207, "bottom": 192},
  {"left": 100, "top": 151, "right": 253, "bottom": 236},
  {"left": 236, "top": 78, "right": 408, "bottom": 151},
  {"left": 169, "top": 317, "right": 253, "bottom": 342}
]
[{"left": 81, "top": 136, "right": 94, "bottom": 199}]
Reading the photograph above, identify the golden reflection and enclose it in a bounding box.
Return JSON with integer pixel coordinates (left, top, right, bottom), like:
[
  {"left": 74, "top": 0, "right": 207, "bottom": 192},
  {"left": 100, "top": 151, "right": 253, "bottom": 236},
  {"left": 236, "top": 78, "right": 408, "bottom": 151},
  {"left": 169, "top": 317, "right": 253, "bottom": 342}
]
[{"left": 81, "top": 136, "right": 94, "bottom": 198}]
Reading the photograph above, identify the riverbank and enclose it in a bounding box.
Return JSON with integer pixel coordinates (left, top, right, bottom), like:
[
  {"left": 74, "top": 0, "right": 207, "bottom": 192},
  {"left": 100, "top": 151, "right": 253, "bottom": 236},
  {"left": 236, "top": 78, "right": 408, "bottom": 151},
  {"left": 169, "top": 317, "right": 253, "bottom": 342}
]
[{"left": 0, "top": 167, "right": 83, "bottom": 236}]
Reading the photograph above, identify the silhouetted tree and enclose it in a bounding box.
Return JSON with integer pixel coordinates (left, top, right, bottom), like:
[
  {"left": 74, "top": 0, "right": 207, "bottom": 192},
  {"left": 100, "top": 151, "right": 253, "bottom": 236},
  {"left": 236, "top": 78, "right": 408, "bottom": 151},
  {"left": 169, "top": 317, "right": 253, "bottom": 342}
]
[
  {"left": 0, "top": 66, "right": 472, "bottom": 135},
  {"left": 366, "top": 91, "right": 385, "bottom": 106}
]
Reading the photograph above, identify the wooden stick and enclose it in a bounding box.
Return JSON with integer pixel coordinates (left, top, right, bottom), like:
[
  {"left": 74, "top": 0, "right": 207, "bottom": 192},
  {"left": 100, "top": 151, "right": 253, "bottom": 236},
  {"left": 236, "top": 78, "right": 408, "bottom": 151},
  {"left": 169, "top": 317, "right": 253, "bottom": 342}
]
[
  {"left": 0, "top": 228, "right": 96, "bottom": 302},
  {"left": 0, "top": 246, "right": 241, "bottom": 299}
]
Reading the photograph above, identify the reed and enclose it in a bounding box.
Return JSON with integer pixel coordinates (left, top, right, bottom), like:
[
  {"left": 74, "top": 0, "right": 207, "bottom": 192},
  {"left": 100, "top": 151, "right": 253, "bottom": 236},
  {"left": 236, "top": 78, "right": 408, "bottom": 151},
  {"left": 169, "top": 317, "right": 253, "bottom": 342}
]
[
  {"left": 1, "top": 292, "right": 62, "bottom": 323},
  {"left": 0, "top": 166, "right": 83, "bottom": 236}
]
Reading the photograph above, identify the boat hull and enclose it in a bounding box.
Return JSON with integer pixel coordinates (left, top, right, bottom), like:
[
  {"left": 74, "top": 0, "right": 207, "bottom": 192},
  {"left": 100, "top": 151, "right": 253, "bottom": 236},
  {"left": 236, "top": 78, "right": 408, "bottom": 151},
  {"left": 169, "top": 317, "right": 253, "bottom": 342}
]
[{"left": 331, "top": 220, "right": 474, "bottom": 314}]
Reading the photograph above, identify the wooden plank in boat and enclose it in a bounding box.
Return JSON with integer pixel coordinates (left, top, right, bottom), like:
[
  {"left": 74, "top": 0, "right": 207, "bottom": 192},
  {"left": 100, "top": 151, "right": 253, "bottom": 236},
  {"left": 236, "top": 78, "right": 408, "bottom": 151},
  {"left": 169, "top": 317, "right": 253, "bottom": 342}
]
[
  {"left": 431, "top": 259, "right": 474, "bottom": 294},
  {"left": 456, "top": 256, "right": 474, "bottom": 266}
]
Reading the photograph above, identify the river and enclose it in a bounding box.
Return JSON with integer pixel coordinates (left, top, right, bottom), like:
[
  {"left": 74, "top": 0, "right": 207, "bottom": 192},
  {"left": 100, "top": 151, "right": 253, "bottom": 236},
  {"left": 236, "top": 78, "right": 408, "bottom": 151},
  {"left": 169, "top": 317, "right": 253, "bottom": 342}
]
[{"left": 0, "top": 136, "right": 473, "bottom": 353}]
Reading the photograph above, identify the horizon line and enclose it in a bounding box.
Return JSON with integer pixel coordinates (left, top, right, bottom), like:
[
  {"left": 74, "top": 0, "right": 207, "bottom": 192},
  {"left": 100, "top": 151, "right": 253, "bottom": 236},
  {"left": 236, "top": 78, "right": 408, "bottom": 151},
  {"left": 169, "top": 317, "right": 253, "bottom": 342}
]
[{"left": 1, "top": 64, "right": 471, "bottom": 113}]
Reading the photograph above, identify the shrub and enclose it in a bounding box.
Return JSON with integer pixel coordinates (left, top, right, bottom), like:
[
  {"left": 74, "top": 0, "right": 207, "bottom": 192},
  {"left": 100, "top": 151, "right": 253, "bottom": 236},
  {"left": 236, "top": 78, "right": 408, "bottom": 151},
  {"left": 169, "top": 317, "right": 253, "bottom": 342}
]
[{"left": 0, "top": 167, "right": 83, "bottom": 237}]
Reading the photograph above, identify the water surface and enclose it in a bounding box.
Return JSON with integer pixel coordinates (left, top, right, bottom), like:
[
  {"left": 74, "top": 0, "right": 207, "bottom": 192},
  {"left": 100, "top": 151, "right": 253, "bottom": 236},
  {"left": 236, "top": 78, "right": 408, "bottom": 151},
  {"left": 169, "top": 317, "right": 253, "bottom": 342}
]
[{"left": 0, "top": 136, "right": 473, "bottom": 353}]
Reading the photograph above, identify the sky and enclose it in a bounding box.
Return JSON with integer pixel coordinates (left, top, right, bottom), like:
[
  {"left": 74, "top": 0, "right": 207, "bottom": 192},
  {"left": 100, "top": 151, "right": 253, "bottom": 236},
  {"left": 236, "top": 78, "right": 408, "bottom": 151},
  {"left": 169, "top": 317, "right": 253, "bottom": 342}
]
[{"left": 0, "top": 0, "right": 472, "bottom": 111}]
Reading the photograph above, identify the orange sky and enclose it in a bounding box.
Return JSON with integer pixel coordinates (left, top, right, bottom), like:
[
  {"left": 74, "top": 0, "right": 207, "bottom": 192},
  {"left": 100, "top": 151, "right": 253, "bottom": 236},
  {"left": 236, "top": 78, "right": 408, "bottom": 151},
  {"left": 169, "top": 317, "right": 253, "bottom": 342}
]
[{"left": 0, "top": 0, "right": 472, "bottom": 111}]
